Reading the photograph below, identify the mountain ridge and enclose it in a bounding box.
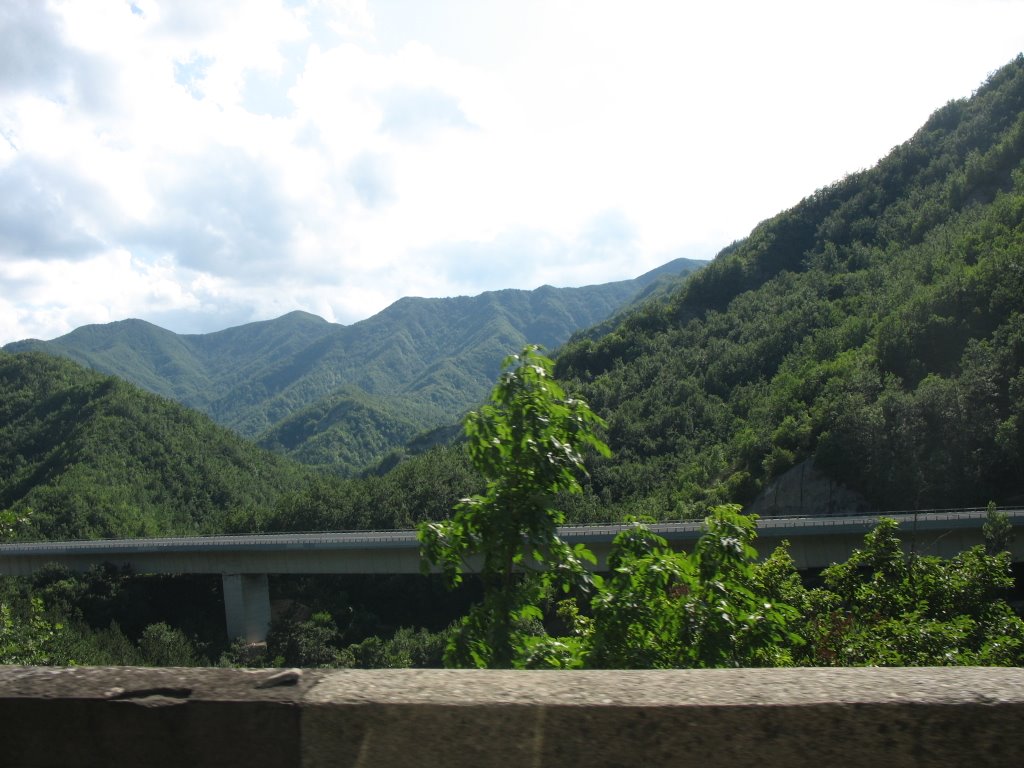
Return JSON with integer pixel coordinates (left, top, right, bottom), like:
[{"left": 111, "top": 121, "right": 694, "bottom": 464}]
[
  {"left": 0, "top": 351, "right": 311, "bottom": 539},
  {"left": 554, "top": 55, "right": 1024, "bottom": 516},
  {"left": 6, "top": 55, "right": 1024, "bottom": 540},
  {"left": 5, "top": 257, "right": 705, "bottom": 472}
]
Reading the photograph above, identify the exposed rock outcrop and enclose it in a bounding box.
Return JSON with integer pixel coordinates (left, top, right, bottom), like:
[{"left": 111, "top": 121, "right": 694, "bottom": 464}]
[{"left": 747, "top": 457, "right": 870, "bottom": 517}]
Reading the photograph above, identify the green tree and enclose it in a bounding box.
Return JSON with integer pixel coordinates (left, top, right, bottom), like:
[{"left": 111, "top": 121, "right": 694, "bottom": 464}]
[
  {"left": 266, "top": 611, "right": 341, "bottom": 668},
  {"left": 0, "top": 508, "right": 68, "bottom": 664},
  {"left": 138, "top": 622, "right": 199, "bottom": 667},
  {"left": 805, "top": 517, "right": 1024, "bottom": 666},
  {"left": 0, "top": 597, "right": 64, "bottom": 665},
  {"left": 419, "top": 346, "right": 610, "bottom": 668},
  {"left": 585, "top": 506, "right": 801, "bottom": 668},
  {"left": 346, "top": 626, "right": 450, "bottom": 669},
  {"left": 0, "top": 507, "right": 28, "bottom": 541},
  {"left": 983, "top": 501, "right": 1014, "bottom": 555}
]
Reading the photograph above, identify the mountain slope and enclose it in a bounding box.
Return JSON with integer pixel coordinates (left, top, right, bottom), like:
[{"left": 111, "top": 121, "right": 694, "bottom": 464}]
[
  {"left": 257, "top": 387, "right": 434, "bottom": 470},
  {"left": 0, "top": 351, "right": 310, "bottom": 539},
  {"left": 6, "top": 259, "right": 704, "bottom": 473},
  {"left": 556, "top": 56, "right": 1024, "bottom": 516}
]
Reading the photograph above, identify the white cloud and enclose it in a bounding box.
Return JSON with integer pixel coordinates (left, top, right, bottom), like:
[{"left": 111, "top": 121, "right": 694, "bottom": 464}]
[
  {"left": 0, "top": 249, "right": 198, "bottom": 339},
  {"left": 1, "top": 0, "right": 1023, "bottom": 343}
]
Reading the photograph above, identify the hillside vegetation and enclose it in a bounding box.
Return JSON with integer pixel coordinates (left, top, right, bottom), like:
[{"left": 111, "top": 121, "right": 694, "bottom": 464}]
[
  {"left": 556, "top": 56, "right": 1024, "bottom": 517},
  {"left": 8, "top": 354, "right": 1021, "bottom": 672},
  {"left": 0, "top": 352, "right": 310, "bottom": 539},
  {"left": 0, "top": 350, "right": 488, "bottom": 540},
  {"left": 5, "top": 260, "right": 702, "bottom": 474}
]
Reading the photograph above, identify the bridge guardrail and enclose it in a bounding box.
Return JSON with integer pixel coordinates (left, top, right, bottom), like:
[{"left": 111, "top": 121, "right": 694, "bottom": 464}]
[{"left": 1, "top": 508, "right": 1019, "bottom": 554}]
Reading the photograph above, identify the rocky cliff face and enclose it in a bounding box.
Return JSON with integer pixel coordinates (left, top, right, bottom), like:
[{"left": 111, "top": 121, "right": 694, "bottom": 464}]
[{"left": 746, "top": 458, "right": 871, "bottom": 517}]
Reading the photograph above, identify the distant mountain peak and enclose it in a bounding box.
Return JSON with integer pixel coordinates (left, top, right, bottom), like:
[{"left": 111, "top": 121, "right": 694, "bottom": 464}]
[
  {"left": 276, "top": 310, "right": 331, "bottom": 324},
  {"left": 2, "top": 257, "right": 705, "bottom": 475}
]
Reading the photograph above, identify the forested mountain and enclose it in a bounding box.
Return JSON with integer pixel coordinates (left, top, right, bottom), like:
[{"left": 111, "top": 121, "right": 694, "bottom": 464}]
[
  {"left": 4, "top": 259, "right": 702, "bottom": 473},
  {"left": 9, "top": 50, "right": 1024, "bottom": 540},
  {"left": 554, "top": 56, "right": 1024, "bottom": 517},
  {"left": 0, "top": 352, "right": 311, "bottom": 539},
  {"left": 0, "top": 348, "right": 491, "bottom": 540},
  {"left": 7, "top": 61, "right": 1024, "bottom": 673}
]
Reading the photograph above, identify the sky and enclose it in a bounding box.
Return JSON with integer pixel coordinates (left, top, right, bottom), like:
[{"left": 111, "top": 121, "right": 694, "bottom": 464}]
[{"left": 1, "top": 1, "right": 1023, "bottom": 344}]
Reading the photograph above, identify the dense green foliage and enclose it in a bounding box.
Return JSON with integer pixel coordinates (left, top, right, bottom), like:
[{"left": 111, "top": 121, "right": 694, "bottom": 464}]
[
  {"left": 259, "top": 443, "right": 483, "bottom": 532},
  {"left": 4, "top": 510, "right": 1022, "bottom": 669},
  {"left": 0, "top": 347, "right": 486, "bottom": 540},
  {"left": 800, "top": 518, "right": 1024, "bottom": 665},
  {"left": 1, "top": 561, "right": 466, "bottom": 668},
  {"left": 0, "top": 596, "right": 63, "bottom": 665},
  {"left": 557, "top": 56, "right": 1024, "bottom": 515},
  {"left": 510, "top": 510, "right": 1024, "bottom": 669},
  {"left": 6, "top": 261, "right": 702, "bottom": 475},
  {"left": 420, "top": 347, "right": 610, "bottom": 667},
  {"left": 412, "top": 345, "right": 1024, "bottom": 670},
  {"left": 0, "top": 352, "right": 309, "bottom": 539},
  {"left": 1, "top": 513, "right": 66, "bottom": 664},
  {"left": 256, "top": 386, "right": 431, "bottom": 470},
  {"left": 580, "top": 506, "right": 800, "bottom": 668}
]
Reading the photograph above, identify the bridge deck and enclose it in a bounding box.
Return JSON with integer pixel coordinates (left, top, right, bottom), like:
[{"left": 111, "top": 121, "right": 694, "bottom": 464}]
[
  {"left": 3, "top": 509, "right": 1019, "bottom": 643},
  {"left": 0, "top": 509, "right": 1020, "bottom": 575}
]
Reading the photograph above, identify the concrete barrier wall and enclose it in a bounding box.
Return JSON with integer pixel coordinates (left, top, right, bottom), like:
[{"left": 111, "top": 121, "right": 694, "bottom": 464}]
[{"left": 1, "top": 666, "right": 1023, "bottom": 767}]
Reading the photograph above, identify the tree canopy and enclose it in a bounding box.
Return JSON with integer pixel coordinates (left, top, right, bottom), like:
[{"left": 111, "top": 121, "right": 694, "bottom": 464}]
[{"left": 420, "top": 346, "right": 609, "bottom": 667}]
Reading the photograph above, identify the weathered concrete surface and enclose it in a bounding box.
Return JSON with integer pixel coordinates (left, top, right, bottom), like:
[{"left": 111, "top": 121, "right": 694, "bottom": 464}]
[
  {"left": 222, "top": 572, "right": 271, "bottom": 643},
  {"left": 1, "top": 666, "right": 1023, "bottom": 767},
  {"left": 0, "top": 666, "right": 320, "bottom": 768}
]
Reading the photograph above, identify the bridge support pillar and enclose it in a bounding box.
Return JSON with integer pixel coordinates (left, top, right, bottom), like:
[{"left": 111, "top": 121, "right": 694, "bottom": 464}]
[{"left": 222, "top": 573, "right": 271, "bottom": 644}]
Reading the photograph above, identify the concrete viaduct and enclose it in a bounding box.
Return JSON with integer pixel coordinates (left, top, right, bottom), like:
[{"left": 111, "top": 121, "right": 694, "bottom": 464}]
[{"left": 1, "top": 509, "right": 1020, "bottom": 643}]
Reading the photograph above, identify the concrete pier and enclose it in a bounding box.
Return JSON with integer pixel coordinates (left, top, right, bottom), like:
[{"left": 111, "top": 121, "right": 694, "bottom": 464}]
[{"left": 221, "top": 573, "right": 271, "bottom": 643}]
